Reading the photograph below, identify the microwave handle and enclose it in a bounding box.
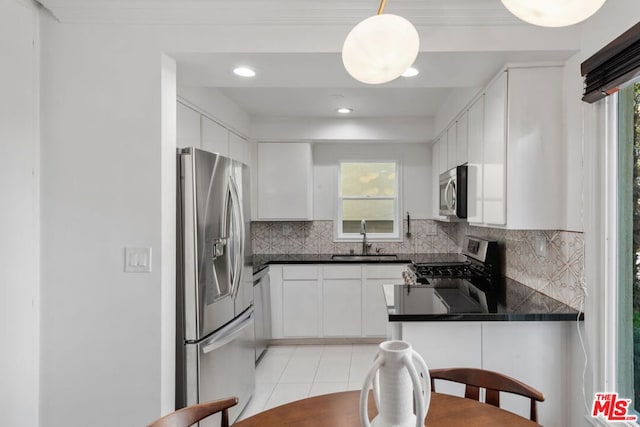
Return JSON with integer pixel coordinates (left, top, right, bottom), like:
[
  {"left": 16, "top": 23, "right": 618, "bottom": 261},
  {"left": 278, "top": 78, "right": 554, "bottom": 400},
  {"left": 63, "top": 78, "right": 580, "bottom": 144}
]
[{"left": 445, "top": 180, "right": 456, "bottom": 210}]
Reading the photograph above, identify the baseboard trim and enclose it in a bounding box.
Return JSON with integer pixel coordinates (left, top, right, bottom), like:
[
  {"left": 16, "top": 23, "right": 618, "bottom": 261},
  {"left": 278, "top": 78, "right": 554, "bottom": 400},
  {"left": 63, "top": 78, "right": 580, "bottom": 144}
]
[{"left": 268, "top": 337, "right": 385, "bottom": 346}]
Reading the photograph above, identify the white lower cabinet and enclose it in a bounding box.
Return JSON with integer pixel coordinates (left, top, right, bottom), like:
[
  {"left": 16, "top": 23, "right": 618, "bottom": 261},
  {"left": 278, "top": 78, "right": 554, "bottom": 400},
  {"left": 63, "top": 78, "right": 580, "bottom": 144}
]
[
  {"left": 398, "top": 320, "right": 571, "bottom": 427},
  {"left": 364, "top": 264, "right": 408, "bottom": 337},
  {"left": 269, "top": 263, "right": 408, "bottom": 339},
  {"left": 281, "top": 265, "right": 320, "bottom": 338},
  {"left": 282, "top": 279, "right": 320, "bottom": 337},
  {"left": 323, "top": 279, "right": 362, "bottom": 336}
]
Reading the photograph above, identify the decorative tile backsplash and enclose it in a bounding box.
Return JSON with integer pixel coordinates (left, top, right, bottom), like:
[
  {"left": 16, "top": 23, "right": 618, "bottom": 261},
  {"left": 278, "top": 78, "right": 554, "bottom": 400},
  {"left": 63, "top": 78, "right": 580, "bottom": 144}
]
[
  {"left": 251, "top": 220, "right": 586, "bottom": 309},
  {"left": 251, "top": 220, "right": 459, "bottom": 255},
  {"left": 461, "top": 225, "right": 586, "bottom": 310}
]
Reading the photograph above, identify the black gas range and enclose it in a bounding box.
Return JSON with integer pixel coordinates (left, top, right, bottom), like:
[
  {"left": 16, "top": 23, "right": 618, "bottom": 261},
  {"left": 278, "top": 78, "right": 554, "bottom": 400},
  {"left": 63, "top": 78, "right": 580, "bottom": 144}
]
[
  {"left": 410, "top": 235, "right": 500, "bottom": 285},
  {"left": 401, "top": 236, "right": 502, "bottom": 313}
]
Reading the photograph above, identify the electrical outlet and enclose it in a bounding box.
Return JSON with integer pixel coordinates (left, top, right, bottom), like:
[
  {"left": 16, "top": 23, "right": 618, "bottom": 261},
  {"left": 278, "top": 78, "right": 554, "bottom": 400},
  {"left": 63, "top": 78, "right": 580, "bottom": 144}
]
[
  {"left": 534, "top": 235, "right": 546, "bottom": 258},
  {"left": 426, "top": 222, "right": 437, "bottom": 236},
  {"left": 125, "top": 247, "right": 152, "bottom": 273}
]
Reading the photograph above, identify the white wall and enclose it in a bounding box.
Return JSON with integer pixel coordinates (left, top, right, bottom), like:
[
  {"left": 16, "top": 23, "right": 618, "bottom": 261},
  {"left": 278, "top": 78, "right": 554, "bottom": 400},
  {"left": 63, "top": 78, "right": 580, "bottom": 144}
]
[
  {"left": 0, "top": 1, "right": 40, "bottom": 426},
  {"left": 39, "top": 12, "right": 166, "bottom": 427},
  {"left": 312, "top": 142, "right": 432, "bottom": 220}
]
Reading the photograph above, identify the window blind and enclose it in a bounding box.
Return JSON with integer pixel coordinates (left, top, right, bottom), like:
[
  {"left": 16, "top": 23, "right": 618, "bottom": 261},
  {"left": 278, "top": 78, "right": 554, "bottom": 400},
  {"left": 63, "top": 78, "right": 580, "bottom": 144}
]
[{"left": 582, "top": 21, "right": 640, "bottom": 103}]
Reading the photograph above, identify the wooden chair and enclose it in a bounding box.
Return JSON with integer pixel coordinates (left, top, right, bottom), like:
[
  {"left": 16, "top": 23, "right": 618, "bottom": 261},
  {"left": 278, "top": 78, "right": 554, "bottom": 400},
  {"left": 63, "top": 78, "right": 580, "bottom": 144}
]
[
  {"left": 146, "top": 397, "right": 239, "bottom": 427},
  {"left": 429, "top": 368, "right": 544, "bottom": 422}
]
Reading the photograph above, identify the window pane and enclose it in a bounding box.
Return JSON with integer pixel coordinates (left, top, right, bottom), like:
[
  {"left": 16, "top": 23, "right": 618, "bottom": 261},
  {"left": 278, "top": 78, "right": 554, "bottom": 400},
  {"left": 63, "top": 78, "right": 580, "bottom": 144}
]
[
  {"left": 619, "top": 82, "right": 640, "bottom": 413},
  {"left": 342, "top": 199, "right": 394, "bottom": 233},
  {"left": 341, "top": 162, "right": 396, "bottom": 197}
]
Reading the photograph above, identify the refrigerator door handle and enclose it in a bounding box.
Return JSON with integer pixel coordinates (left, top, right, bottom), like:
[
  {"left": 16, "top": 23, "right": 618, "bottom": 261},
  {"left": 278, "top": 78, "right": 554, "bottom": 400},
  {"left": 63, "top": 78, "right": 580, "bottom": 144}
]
[
  {"left": 228, "top": 176, "right": 244, "bottom": 298},
  {"left": 201, "top": 310, "right": 254, "bottom": 354}
]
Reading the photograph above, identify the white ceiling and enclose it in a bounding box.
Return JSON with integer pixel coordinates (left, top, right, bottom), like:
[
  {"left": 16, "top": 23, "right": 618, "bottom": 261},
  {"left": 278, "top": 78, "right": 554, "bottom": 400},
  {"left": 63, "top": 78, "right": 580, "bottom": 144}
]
[
  {"left": 38, "top": 0, "right": 582, "bottom": 121},
  {"left": 174, "top": 50, "right": 576, "bottom": 118}
]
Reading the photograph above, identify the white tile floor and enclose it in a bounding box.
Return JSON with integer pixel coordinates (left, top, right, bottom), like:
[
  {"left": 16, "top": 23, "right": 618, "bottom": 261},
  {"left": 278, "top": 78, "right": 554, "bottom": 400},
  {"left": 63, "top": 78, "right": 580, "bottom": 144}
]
[{"left": 237, "top": 343, "right": 379, "bottom": 421}]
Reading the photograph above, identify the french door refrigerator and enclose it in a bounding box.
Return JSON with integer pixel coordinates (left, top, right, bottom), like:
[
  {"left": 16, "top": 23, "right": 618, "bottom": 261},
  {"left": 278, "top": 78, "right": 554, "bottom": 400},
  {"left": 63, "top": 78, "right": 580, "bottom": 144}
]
[{"left": 176, "top": 147, "right": 254, "bottom": 426}]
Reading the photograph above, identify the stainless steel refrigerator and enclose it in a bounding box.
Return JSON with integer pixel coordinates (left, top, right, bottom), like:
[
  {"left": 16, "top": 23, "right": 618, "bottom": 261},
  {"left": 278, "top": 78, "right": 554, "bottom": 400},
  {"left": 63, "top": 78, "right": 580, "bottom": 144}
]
[{"left": 176, "top": 147, "right": 254, "bottom": 426}]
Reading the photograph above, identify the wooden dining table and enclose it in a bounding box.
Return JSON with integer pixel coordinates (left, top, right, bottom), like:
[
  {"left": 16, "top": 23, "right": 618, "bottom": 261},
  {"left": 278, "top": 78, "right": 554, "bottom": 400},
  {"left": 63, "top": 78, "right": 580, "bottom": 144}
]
[{"left": 234, "top": 390, "right": 539, "bottom": 426}]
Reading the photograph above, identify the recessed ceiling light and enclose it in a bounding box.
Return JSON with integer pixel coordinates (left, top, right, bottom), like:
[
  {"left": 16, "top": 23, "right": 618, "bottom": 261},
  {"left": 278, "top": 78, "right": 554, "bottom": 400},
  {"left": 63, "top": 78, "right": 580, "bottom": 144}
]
[
  {"left": 401, "top": 67, "right": 419, "bottom": 77},
  {"left": 233, "top": 67, "right": 256, "bottom": 78},
  {"left": 337, "top": 108, "right": 353, "bottom": 114}
]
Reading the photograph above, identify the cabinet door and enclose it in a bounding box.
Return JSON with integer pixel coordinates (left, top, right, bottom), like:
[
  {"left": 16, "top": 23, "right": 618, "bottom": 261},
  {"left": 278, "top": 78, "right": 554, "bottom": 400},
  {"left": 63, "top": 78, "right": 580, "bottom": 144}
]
[
  {"left": 257, "top": 142, "right": 313, "bottom": 220},
  {"left": 177, "top": 102, "right": 201, "bottom": 148},
  {"left": 323, "top": 279, "right": 362, "bottom": 336},
  {"left": 446, "top": 125, "right": 457, "bottom": 170},
  {"left": 456, "top": 113, "right": 468, "bottom": 165},
  {"left": 269, "top": 266, "right": 283, "bottom": 338},
  {"left": 282, "top": 280, "right": 319, "bottom": 337},
  {"left": 431, "top": 140, "right": 441, "bottom": 219},
  {"left": 363, "top": 279, "right": 391, "bottom": 337},
  {"left": 467, "top": 96, "right": 484, "bottom": 224},
  {"left": 506, "top": 67, "right": 564, "bottom": 230},
  {"left": 364, "top": 264, "right": 408, "bottom": 337},
  {"left": 438, "top": 138, "right": 447, "bottom": 174},
  {"left": 483, "top": 72, "right": 507, "bottom": 226},
  {"left": 229, "top": 132, "right": 251, "bottom": 166},
  {"left": 201, "top": 116, "right": 229, "bottom": 156}
]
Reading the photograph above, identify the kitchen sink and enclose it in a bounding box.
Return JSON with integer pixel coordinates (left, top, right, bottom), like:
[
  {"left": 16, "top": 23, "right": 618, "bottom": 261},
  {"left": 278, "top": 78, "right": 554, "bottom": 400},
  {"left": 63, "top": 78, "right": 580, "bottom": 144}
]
[{"left": 331, "top": 254, "right": 398, "bottom": 261}]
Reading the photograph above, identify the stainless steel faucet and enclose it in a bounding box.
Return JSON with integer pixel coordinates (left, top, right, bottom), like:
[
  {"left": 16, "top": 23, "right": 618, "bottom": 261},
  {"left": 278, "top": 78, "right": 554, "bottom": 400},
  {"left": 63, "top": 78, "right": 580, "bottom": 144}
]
[{"left": 360, "top": 219, "right": 372, "bottom": 255}]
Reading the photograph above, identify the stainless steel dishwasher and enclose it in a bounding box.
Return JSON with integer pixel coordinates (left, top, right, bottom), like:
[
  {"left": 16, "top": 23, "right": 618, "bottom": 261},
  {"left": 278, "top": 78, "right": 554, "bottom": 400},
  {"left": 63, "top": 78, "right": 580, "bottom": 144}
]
[{"left": 253, "top": 268, "right": 271, "bottom": 361}]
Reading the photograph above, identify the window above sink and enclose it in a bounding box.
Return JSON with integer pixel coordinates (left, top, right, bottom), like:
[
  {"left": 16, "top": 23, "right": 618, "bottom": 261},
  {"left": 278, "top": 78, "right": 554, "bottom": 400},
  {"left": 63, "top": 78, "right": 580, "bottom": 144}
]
[{"left": 335, "top": 160, "right": 402, "bottom": 242}]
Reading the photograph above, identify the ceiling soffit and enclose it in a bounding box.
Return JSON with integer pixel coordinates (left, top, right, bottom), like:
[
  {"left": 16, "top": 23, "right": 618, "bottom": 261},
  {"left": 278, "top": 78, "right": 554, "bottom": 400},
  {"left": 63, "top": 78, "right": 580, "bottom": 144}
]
[{"left": 38, "top": 0, "right": 524, "bottom": 26}]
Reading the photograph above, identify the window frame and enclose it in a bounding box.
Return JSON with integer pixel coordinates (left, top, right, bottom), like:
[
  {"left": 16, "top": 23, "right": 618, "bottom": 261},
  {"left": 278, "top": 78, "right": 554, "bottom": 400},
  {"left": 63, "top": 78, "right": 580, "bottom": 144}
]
[{"left": 334, "top": 159, "right": 403, "bottom": 242}]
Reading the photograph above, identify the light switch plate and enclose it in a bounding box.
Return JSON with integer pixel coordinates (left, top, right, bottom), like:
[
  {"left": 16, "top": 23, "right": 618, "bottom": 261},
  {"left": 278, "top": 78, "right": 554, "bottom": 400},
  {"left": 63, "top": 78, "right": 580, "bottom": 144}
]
[{"left": 125, "top": 247, "right": 152, "bottom": 273}]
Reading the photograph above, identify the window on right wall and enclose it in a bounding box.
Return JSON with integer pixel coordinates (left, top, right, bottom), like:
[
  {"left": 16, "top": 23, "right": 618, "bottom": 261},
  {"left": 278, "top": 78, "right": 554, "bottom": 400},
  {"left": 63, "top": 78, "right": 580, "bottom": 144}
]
[{"left": 617, "top": 81, "right": 640, "bottom": 415}]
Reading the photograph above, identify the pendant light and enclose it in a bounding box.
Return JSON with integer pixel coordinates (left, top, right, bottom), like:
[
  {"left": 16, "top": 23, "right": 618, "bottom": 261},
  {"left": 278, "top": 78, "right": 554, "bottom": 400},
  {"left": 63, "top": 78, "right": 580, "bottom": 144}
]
[
  {"left": 501, "top": 0, "right": 607, "bottom": 27},
  {"left": 342, "top": 0, "right": 419, "bottom": 85}
]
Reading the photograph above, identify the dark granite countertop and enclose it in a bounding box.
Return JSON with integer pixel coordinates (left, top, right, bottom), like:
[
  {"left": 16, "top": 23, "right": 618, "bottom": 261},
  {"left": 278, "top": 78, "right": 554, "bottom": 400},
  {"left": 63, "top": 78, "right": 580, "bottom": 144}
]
[
  {"left": 383, "top": 277, "right": 583, "bottom": 322},
  {"left": 252, "top": 253, "right": 583, "bottom": 322},
  {"left": 252, "top": 253, "right": 464, "bottom": 273}
]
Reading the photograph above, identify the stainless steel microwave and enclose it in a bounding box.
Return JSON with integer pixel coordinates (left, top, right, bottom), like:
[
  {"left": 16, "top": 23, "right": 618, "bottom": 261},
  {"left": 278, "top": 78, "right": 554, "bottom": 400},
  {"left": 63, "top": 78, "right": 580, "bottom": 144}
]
[{"left": 439, "top": 165, "right": 467, "bottom": 218}]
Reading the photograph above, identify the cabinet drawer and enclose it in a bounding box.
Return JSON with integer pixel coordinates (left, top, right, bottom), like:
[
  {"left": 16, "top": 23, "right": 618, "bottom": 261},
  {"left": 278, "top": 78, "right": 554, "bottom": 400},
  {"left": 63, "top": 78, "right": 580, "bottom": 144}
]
[
  {"left": 323, "top": 265, "right": 362, "bottom": 279},
  {"left": 366, "top": 264, "right": 408, "bottom": 279},
  {"left": 282, "top": 265, "right": 318, "bottom": 280}
]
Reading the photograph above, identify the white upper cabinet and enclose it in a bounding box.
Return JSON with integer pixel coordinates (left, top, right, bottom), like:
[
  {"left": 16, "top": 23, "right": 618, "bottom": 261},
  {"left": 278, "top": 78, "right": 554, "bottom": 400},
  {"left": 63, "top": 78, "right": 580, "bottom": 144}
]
[
  {"left": 438, "top": 138, "right": 447, "bottom": 175},
  {"left": 201, "top": 115, "right": 229, "bottom": 156},
  {"left": 176, "top": 102, "right": 201, "bottom": 148},
  {"left": 257, "top": 142, "right": 313, "bottom": 220},
  {"left": 466, "top": 95, "right": 484, "bottom": 224},
  {"left": 446, "top": 125, "right": 457, "bottom": 170},
  {"left": 431, "top": 139, "right": 441, "bottom": 219},
  {"left": 483, "top": 71, "right": 508, "bottom": 226},
  {"left": 505, "top": 67, "right": 564, "bottom": 230},
  {"left": 469, "top": 66, "right": 565, "bottom": 230},
  {"left": 456, "top": 112, "right": 469, "bottom": 166},
  {"left": 228, "top": 132, "right": 251, "bottom": 167}
]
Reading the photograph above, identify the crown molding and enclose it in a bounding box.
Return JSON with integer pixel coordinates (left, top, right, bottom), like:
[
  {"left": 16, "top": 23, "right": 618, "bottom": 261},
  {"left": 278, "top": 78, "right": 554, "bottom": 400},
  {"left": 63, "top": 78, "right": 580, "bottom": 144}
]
[{"left": 37, "top": 0, "right": 524, "bottom": 26}]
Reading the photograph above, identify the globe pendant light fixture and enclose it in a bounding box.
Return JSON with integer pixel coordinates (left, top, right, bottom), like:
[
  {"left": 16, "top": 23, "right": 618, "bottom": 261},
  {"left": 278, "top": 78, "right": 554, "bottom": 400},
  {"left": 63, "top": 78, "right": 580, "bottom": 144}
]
[
  {"left": 501, "top": 0, "right": 607, "bottom": 27},
  {"left": 342, "top": 0, "right": 419, "bottom": 84}
]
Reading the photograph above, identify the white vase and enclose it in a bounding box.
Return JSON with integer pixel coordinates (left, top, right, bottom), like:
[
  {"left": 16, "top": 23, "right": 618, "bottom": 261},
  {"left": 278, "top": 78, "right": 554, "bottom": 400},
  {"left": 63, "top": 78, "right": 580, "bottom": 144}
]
[{"left": 359, "top": 340, "right": 430, "bottom": 427}]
